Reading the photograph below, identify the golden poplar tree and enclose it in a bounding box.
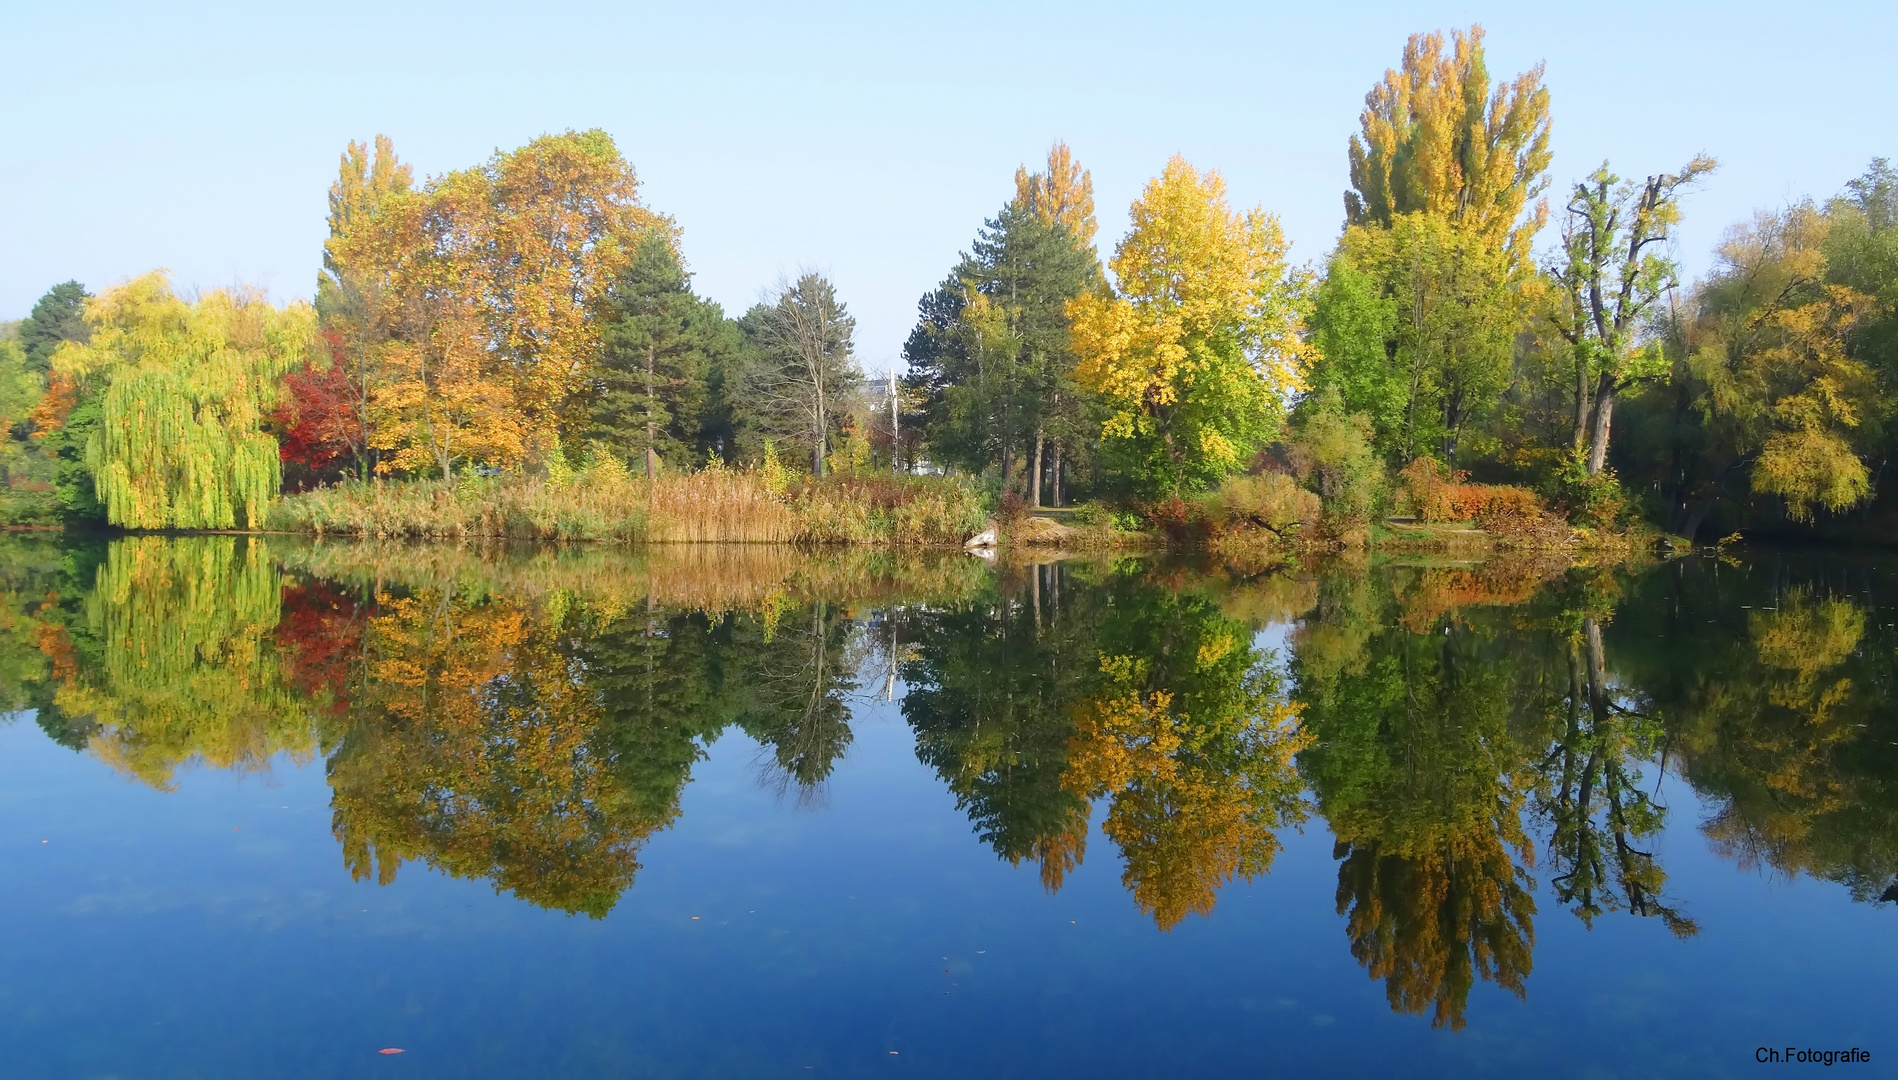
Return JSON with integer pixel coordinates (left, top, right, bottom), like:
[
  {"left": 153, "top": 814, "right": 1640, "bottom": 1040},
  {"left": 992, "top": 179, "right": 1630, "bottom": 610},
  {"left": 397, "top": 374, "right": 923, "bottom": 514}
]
[
  {"left": 1345, "top": 25, "right": 1552, "bottom": 267},
  {"left": 1015, "top": 141, "right": 1098, "bottom": 250},
  {"left": 53, "top": 273, "right": 313, "bottom": 528}
]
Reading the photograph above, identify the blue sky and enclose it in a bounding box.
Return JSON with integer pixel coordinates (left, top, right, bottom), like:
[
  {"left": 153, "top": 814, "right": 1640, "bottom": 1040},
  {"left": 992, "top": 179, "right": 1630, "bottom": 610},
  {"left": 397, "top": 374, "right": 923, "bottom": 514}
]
[{"left": 2, "top": 0, "right": 1889, "bottom": 366}]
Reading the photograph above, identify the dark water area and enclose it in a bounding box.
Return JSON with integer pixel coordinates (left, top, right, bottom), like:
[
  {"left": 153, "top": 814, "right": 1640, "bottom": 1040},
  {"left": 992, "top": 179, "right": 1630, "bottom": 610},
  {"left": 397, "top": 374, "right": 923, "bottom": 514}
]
[{"left": 0, "top": 536, "right": 1893, "bottom": 1078}]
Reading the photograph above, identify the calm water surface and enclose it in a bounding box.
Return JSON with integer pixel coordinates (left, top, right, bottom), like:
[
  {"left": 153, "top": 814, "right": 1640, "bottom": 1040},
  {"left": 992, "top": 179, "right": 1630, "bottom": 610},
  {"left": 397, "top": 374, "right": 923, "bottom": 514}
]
[{"left": 0, "top": 537, "right": 1892, "bottom": 1078}]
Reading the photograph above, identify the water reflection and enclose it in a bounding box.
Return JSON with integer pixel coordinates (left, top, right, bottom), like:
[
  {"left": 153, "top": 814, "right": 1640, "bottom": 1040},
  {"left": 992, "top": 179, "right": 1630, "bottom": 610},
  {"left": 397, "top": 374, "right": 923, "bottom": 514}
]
[{"left": 3, "top": 535, "right": 1895, "bottom": 1028}]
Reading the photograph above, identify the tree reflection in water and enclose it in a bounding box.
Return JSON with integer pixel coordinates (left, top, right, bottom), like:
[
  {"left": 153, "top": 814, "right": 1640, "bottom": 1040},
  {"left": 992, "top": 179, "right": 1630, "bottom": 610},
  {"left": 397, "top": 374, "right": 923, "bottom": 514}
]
[{"left": 3, "top": 534, "right": 1895, "bottom": 1022}]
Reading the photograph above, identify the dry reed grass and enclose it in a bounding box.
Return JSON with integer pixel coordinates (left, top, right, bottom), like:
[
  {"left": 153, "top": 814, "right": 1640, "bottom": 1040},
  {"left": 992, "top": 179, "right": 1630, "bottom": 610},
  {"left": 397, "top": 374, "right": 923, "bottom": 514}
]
[{"left": 268, "top": 466, "right": 988, "bottom": 546}]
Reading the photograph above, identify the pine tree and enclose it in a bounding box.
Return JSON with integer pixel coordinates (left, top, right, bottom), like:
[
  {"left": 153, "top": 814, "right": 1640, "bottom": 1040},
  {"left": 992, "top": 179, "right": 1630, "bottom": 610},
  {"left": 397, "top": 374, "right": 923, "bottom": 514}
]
[{"left": 585, "top": 231, "right": 716, "bottom": 476}]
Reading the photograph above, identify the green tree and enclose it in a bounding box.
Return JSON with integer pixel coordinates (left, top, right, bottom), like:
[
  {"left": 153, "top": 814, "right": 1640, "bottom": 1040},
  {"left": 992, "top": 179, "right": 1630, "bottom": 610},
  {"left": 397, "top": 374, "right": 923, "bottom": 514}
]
[
  {"left": 585, "top": 231, "right": 725, "bottom": 476},
  {"left": 17, "top": 281, "right": 91, "bottom": 374},
  {"left": 906, "top": 199, "right": 1101, "bottom": 501},
  {"left": 1321, "top": 214, "right": 1521, "bottom": 467},
  {"left": 737, "top": 274, "right": 860, "bottom": 477},
  {"left": 1546, "top": 158, "right": 1716, "bottom": 476}
]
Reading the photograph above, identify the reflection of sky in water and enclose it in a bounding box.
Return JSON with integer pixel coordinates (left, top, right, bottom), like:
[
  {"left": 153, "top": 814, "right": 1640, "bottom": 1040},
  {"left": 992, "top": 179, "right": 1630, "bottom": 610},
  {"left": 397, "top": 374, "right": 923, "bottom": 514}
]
[{"left": 1, "top": 685, "right": 1890, "bottom": 1079}]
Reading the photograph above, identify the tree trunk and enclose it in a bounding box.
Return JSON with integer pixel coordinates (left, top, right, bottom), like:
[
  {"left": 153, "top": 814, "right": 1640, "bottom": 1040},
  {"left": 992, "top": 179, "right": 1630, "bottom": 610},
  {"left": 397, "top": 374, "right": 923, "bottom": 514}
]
[
  {"left": 813, "top": 389, "right": 826, "bottom": 478},
  {"left": 1029, "top": 427, "right": 1044, "bottom": 508},
  {"left": 1051, "top": 442, "right": 1063, "bottom": 507},
  {"left": 1441, "top": 391, "right": 1464, "bottom": 472},
  {"left": 999, "top": 441, "right": 1013, "bottom": 496},
  {"left": 1584, "top": 617, "right": 1609, "bottom": 724},
  {"left": 890, "top": 376, "right": 900, "bottom": 475},
  {"left": 1574, "top": 356, "right": 1592, "bottom": 455},
  {"left": 1586, "top": 375, "right": 1617, "bottom": 474},
  {"left": 645, "top": 343, "right": 658, "bottom": 480}
]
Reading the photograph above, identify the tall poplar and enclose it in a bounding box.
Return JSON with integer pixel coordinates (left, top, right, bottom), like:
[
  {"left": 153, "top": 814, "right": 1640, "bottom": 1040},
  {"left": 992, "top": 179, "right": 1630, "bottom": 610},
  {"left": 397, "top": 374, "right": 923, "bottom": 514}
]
[{"left": 1345, "top": 25, "right": 1552, "bottom": 270}]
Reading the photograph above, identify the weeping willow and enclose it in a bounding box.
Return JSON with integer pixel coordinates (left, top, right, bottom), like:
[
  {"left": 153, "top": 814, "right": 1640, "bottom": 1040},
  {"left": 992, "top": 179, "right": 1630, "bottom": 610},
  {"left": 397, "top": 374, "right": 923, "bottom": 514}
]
[
  {"left": 53, "top": 272, "right": 313, "bottom": 529},
  {"left": 53, "top": 536, "right": 317, "bottom": 788}
]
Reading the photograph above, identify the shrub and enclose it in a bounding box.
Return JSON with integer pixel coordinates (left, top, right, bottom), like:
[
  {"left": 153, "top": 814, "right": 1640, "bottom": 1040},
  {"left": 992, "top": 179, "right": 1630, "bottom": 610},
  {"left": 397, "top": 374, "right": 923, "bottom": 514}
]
[
  {"left": 1547, "top": 456, "right": 1628, "bottom": 530},
  {"left": 1397, "top": 455, "right": 1543, "bottom": 525},
  {"left": 1288, "top": 388, "right": 1386, "bottom": 539},
  {"left": 1215, "top": 472, "right": 1319, "bottom": 535}
]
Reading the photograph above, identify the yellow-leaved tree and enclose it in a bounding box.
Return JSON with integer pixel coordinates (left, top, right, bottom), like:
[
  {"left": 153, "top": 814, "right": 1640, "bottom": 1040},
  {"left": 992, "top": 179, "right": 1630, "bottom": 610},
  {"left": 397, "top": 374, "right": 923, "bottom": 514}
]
[
  {"left": 1688, "top": 204, "right": 1884, "bottom": 522},
  {"left": 326, "top": 130, "right": 670, "bottom": 478},
  {"left": 1067, "top": 156, "right": 1310, "bottom": 496},
  {"left": 53, "top": 273, "right": 313, "bottom": 528},
  {"left": 1015, "top": 140, "right": 1098, "bottom": 251},
  {"left": 1345, "top": 25, "right": 1551, "bottom": 270}
]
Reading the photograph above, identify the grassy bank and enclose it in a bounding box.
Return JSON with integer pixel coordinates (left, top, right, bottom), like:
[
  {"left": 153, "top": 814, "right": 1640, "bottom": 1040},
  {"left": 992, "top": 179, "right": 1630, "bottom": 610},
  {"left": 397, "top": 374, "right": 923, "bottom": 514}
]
[{"left": 267, "top": 467, "right": 988, "bottom": 545}]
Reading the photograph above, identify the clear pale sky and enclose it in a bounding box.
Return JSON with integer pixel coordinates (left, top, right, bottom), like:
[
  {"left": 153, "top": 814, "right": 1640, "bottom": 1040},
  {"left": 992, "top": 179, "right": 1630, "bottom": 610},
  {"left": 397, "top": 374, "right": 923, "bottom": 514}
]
[{"left": 2, "top": 0, "right": 1889, "bottom": 368}]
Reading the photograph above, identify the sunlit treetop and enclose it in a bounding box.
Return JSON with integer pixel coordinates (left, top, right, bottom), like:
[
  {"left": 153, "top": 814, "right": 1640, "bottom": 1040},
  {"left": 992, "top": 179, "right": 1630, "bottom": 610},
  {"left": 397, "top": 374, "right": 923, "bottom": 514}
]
[{"left": 1346, "top": 25, "right": 1553, "bottom": 265}]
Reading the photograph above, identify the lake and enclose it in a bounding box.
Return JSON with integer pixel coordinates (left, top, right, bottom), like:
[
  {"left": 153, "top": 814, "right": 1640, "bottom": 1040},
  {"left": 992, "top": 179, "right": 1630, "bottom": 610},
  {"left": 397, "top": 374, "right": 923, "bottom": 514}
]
[{"left": 0, "top": 535, "right": 1892, "bottom": 1078}]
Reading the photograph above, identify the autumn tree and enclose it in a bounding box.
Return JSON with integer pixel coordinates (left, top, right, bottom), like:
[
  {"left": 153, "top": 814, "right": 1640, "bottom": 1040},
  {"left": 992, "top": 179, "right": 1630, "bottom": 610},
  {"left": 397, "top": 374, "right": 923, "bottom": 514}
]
[
  {"left": 1546, "top": 157, "right": 1716, "bottom": 475},
  {"left": 274, "top": 358, "right": 360, "bottom": 487},
  {"left": 1015, "top": 140, "right": 1098, "bottom": 251},
  {"left": 1675, "top": 205, "right": 1884, "bottom": 532},
  {"left": 53, "top": 273, "right": 313, "bottom": 528},
  {"left": 312, "top": 136, "right": 413, "bottom": 479},
  {"left": 1313, "top": 26, "right": 1550, "bottom": 469},
  {"left": 326, "top": 131, "right": 668, "bottom": 479},
  {"left": 738, "top": 273, "right": 861, "bottom": 477},
  {"left": 1345, "top": 25, "right": 1551, "bottom": 270},
  {"left": 1068, "top": 156, "right": 1309, "bottom": 496}
]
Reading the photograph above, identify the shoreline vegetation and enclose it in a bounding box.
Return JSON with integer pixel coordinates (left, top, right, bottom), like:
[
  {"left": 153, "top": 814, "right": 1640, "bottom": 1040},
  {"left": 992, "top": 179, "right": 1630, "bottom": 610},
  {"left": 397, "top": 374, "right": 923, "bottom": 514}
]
[{"left": 4, "top": 25, "right": 1893, "bottom": 555}]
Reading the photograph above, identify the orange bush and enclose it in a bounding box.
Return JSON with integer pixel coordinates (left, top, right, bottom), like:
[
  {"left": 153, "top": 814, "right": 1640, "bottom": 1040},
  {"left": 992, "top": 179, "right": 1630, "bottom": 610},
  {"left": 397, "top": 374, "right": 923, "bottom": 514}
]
[{"left": 1397, "top": 456, "right": 1543, "bottom": 525}]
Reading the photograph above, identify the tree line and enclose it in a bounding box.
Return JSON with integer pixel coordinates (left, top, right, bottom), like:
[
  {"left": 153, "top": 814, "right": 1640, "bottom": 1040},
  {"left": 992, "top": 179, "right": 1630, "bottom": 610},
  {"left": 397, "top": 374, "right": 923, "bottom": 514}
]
[
  {"left": 901, "top": 26, "right": 1895, "bottom": 540},
  {"left": 2, "top": 23, "right": 1894, "bottom": 541}
]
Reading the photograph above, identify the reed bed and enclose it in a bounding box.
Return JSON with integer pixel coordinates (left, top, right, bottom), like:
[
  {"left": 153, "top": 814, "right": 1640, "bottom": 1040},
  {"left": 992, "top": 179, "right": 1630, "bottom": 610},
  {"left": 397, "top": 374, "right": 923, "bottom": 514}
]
[{"left": 268, "top": 467, "right": 988, "bottom": 546}]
